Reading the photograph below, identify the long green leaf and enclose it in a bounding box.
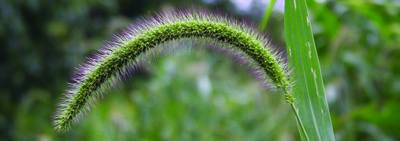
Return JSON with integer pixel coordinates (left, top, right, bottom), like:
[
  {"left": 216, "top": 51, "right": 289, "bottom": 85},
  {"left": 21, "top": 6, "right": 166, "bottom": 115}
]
[{"left": 284, "top": 0, "right": 335, "bottom": 140}]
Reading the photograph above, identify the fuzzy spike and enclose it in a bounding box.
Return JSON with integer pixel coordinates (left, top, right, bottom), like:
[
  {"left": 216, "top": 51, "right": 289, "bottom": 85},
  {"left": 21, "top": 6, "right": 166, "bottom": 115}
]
[{"left": 53, "top": 8, "right": 292, "bottom": 133}]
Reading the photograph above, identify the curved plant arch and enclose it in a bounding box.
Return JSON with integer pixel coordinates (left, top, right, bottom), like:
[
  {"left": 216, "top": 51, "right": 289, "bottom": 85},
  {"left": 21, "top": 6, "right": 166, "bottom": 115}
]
[{"left": 54, "top": 8, "right": 303, "bottom": 135}]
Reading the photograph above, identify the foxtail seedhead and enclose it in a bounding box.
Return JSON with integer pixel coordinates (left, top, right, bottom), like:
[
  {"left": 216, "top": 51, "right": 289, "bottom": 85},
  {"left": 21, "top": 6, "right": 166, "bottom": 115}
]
[{"left": 53, "top": 8, "right": 293, "bottom": 133}]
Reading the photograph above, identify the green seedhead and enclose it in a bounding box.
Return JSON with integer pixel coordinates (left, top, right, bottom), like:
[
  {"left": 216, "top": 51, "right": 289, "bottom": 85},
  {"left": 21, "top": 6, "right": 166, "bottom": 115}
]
[{"left": 54, "top": 8, "right": 293, "bottom": 133}]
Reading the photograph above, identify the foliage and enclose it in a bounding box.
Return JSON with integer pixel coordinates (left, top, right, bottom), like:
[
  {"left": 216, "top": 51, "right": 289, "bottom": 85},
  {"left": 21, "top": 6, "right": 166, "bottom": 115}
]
[
  {"left": 1, "top": 0, "right": 399, "bottom": 140},
  {"left": 284, "top": 0, "right": 334, "bottom": 140}
]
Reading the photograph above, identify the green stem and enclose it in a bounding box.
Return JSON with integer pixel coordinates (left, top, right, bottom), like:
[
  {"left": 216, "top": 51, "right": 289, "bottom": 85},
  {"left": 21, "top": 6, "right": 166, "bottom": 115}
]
[
  {"left": 283, "top": 87, "right": 309, "bottom": 141},
  {"left": 290, "top": 102, "right": 310, "bottom": 141},
  {"left": 259, "top": 0, "right": 277, "bottom": 31}
]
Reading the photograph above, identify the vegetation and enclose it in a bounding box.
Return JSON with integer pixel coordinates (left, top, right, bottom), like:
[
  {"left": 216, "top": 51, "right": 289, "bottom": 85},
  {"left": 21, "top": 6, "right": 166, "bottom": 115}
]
[{"left": 1, "top": 0, "right": 399, "bottom": 140}]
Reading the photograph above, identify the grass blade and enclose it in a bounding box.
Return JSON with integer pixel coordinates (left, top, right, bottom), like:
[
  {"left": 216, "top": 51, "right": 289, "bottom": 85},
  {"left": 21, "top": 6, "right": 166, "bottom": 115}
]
[
  {"left": 284, "top": 0, "right": 335, "bottom": 140},
  {"left": 259, "top": 0, "right": 277, "bottom": 31}
]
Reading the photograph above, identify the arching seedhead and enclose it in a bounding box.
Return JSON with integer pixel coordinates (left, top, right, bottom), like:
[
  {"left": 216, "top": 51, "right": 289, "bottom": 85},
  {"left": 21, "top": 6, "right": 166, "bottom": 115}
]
[{"left": 53, "top": 8, "right": 293, "bottom": 133}]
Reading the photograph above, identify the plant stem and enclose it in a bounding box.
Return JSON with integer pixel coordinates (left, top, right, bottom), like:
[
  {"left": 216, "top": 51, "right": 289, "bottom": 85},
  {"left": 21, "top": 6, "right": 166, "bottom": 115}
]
[
  {"left": 290, "top": 102, "right": 310, "bottom": 141},
  {"left": 259, "top": 0, "right": 277, "bottom": 31},
  {"left": 283, "top": 87, "right": 309, "bottom": 141}
]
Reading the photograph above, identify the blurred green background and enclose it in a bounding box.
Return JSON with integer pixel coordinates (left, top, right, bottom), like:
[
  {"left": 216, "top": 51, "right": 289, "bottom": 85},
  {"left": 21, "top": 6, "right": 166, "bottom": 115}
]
[{"left": 1, "top": 0, "right": 399, "bottom": 140}]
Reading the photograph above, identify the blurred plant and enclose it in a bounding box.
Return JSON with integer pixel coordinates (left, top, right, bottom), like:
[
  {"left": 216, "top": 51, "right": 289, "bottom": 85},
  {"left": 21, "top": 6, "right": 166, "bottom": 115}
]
[{"left": 258, "top": 0, "right": 277, "bottom": 31}]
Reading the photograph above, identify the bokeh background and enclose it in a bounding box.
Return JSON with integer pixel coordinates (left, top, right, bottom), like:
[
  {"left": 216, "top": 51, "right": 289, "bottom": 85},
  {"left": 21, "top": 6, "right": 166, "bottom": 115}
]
[{"left": 1, "top": 0, "right": 400, "bottom": 140}]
